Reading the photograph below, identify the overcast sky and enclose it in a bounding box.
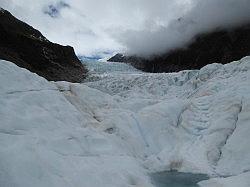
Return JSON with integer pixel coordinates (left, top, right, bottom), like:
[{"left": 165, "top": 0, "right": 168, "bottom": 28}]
[{"left": 1, "top": 0, "right": 250, "bottom": 58}]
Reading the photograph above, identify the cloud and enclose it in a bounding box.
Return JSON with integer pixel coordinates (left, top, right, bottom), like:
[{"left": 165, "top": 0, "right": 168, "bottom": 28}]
[
  {"left": 114, "top": 0, "right": 250, "bottom": 56},
  {"left": 0, "top": 0, "right": 123, "bottom": 57},
  {"left": 0, "top": 0, "right": 250, "bottom": 58}
]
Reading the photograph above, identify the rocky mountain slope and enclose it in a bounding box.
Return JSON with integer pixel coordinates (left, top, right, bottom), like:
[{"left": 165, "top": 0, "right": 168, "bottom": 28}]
[
  {"left": 0, "top": 8, "right": 87, "bottom": 82},
  {"left": 1, "top": 56, "right": 250, "bottom": 186},
  {"left": 109, "top": 24, "right": 250, "bottom": 73}
]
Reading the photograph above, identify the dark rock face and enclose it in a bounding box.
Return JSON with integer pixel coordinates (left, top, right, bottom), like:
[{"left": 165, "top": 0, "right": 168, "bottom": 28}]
[
  {"left": 108, "top": 54, "right": 146, "bottom": 71},
  {"left": 0, "top": 8, "right": 87, "bottom": 82},
  {"left": 109, "top": 24, "right": 250, "bottom": 73}
]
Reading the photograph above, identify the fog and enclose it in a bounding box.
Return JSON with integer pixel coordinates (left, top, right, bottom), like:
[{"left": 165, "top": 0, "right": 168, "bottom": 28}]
[
  {"left": 1, "top": 0, "right": 250, "bottom": 57},
  {"left": 115, "top": 0, "right": 250, "bottom": 56}
]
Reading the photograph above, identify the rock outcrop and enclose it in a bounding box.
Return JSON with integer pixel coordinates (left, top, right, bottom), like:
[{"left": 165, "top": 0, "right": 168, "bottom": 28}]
[
  {"left": 108, "top": 24, "right": 250, "bottom": 73},
  {"left": 0, "top": 8, "right": 87, "bottom": 82}
]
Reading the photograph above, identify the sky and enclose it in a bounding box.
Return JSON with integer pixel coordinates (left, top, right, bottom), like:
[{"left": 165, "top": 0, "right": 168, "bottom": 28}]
[{"left": 1, "top": 0, "right": 250, "bottom": 58}]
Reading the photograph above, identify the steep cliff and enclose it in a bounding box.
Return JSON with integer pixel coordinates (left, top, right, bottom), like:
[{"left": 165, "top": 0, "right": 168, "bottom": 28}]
[{"left": 0, "top": 8, "right": 87, "bottom": 82}]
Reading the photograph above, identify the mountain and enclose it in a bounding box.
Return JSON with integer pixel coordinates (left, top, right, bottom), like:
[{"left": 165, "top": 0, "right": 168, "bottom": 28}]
[
  {"left": 108, "top": 24, "right": 250, "bottom": 73},
  {"left": 1, "top": 6, "right": 250, "bottom": 187},
  {"left": 0, "top": 8, "right": 87, "bottom": 82}
]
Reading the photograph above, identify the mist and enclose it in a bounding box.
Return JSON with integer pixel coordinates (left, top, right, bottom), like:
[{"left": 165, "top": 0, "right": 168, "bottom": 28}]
[
  {"left": 1, "top": 0, "right": 250, "bottom": 58},
  {"left": 115, "top": 0, "right": 250, "bottom": 57}
]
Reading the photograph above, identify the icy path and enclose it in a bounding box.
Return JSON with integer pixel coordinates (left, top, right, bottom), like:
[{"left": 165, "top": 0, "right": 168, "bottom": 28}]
[{"left": 0, "top": 58, "right": 250, "bottom": 186}]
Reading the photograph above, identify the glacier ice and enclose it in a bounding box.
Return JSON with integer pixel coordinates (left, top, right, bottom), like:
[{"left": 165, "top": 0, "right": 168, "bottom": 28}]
[{"left": 0, "top": 57, "right": 250, "bottom": 186}]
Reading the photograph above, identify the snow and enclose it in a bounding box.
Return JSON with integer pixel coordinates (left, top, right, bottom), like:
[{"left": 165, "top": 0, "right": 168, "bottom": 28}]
[
  {"left": 199, "top": 172, "right": 250, "bottom": 187},
  {"left": 1, "top": 56, "right": 250, "bottom": 186},
  {"left": 0, "top": 60, "right": 152, "bottom": 187},
  {"left": 82, "top": 60, "right": 141, "bottom": 75}
]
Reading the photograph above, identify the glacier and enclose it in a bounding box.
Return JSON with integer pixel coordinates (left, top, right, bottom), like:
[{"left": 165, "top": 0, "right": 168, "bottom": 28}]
[{"left": 0, "top": 57, "right": 250, "bottom": 187}]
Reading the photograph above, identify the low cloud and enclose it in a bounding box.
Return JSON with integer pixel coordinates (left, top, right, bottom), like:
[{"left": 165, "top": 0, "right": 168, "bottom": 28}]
[{"left": 114, "top": 0, "right": 250, "bottom": 56}]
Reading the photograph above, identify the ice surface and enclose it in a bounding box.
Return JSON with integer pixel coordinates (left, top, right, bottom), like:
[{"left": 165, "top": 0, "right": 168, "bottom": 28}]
[
  {"left": 1, "top": 57, "right": 250, "bottom": 186},
  {"left": 199, "top": 171, "right": 250, "bottom": 187},
  {"left": 82, "top": 60, "right": 141, "bottom": 75}
]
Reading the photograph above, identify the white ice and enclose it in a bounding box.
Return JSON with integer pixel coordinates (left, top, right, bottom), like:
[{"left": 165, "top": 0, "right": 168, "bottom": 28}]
[{"left": 0, "top": 56, "right": 250, "bottom": 186}]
